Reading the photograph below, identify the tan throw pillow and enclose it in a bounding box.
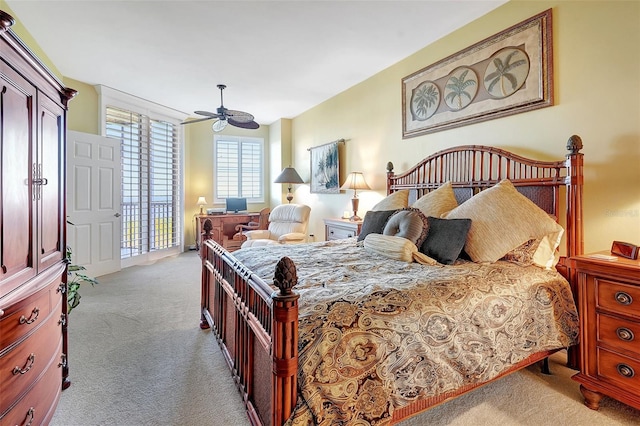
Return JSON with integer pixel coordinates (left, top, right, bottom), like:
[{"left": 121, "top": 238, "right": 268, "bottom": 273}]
[
  {"left": 411, "top": 181, "right": 458, "bottom": 217},
  {"left": 445, "top": 179, "right": 564, "bottom": 264},
  {"left": 371, "top": 190, "right": 409, "bottom": 211},
  {"left": 364, "top": 234, "right": 437, "bottom": 265}
]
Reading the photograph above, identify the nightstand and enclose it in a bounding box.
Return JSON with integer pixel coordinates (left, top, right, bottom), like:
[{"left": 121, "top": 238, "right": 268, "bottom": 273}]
[
  {"left": 571, "top": 251, "right": 640, "bottom": 411},
  {"left": 324, "top": 218, "right": 363, "bottom": 241}
]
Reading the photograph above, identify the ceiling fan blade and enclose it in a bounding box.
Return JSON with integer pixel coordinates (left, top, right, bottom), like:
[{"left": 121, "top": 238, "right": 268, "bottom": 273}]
[
  {"left": 225, "top": 109, "right": 254, "bottom": 123},
  {"left": 194, "top": 110, "right": 219, "bottom": 117},
  {"left": 180, "top": 116, "right": 216, "bottom": 125},
  {"left": 228, "top": 118, "right": 260, "bottom": 129}
]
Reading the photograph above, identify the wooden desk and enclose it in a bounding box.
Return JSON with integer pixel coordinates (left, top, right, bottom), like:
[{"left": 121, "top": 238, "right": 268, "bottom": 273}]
[{"left": 197, "top": 213, "right": 260, "bottom": 251}]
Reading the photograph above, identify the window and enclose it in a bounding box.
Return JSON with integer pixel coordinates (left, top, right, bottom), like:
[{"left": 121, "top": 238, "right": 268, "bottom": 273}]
[
  {"left": 214, "top": 135, "right": 264, "bottom": 202},
  {"left": 105, "top": 106, "right": 182, "bottom": 259}
]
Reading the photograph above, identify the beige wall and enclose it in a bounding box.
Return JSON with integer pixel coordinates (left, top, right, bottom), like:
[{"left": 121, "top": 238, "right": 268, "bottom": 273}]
[{"left": 290, "top": 0, "right": 640, "bottom": 253}]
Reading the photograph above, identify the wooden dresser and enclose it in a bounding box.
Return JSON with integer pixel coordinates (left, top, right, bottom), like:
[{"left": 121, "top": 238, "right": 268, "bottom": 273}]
[
  {"left": 572, "top": 252, "right": 640, "bottom": 411},
  {"left": 0, "top": 10, "right": 76, "bottom": 425}
]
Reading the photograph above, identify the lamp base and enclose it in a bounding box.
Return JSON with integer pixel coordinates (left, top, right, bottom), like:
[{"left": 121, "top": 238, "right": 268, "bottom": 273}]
[{"left": 350, "top": 197, "right": 360, "bottom": 221}]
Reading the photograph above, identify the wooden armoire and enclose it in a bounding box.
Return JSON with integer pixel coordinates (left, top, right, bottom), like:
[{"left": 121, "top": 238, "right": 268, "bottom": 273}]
[{"left": 0, "top": 10, "right": 76, "bottom": 425}]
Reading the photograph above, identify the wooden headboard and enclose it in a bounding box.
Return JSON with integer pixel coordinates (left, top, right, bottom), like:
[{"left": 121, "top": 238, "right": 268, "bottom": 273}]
[{"left": 386, "top": 135, "right": 584, "bottom": 274}]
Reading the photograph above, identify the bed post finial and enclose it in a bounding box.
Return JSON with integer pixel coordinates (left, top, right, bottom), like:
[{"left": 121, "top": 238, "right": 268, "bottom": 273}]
[
  {"left": 566, "top": 135, "right": 583, "bottom": 155},
  {"left": 386, "top": 162, "right": 395, "bottom": 195},
  {"left": 274, "top": 256, "right": 298, "bottom": 295}
]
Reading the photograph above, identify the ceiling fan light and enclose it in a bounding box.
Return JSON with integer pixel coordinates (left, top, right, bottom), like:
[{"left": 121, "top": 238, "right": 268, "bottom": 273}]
[{"left": 212, "top": 119, "right": 228, "bottom": 132}]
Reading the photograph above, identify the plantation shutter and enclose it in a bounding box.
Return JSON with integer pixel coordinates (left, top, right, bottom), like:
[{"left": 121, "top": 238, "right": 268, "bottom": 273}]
[
  {"left": 106, "top": 106, "right": 181, "bottom": 259},
  {"left": 214, "top": 136, "right": 263, "bottom": 201}
]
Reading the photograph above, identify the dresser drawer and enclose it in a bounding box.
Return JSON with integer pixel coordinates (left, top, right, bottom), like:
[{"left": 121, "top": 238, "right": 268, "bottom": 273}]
[
  {"left": 0, "top": 345, "right": 62, "bottom": 426},
  {"left": 596, "top": 347, "right": 640, "bottom": 396},
  {"left": 327, "top": 225, "right": 357, "bottom": 240},
  {"left": 0, "top": 300, "right": 62, "bottom": 414},
  {"left": 0, "top": 286, "right": 54, "bottom": 351},
  {"left": 598, "top": 313, "right": 640, "bottom": 357},
  {"left": 597, "top": 279, "right": 640, "bottom": 319}
]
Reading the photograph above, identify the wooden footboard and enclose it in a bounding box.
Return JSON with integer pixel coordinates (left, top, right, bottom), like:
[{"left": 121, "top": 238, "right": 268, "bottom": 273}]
[{"left": 200, "top": 225, "right": 299, "bottom": 426}]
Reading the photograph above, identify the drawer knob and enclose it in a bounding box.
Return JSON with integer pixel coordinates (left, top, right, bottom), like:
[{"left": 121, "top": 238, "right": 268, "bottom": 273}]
[
  {"left": 615, "top": 291, "right": 633, "bottom": 306},
  {"left": 617, "top": 363, "right": 635, "bottom": 378},
  {"left": 12, "top": 353, "right": 35, "bottom": 375},
  {"left": 616, "top": 327, "right": 635, "bottom": 342},
  {"left": 19, "top": 308, "right": 40, "bottom": 325}
]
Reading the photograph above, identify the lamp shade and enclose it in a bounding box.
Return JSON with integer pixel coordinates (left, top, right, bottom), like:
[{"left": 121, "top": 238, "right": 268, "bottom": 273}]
[
  {"left": 340, "top": 172, "right": 370, "bottom": 191},
  {"left": 196, "top": 196, "right": 208, "bottom": 206},
  {"left": 274, "top": 167, "right": 304, "bottom": 184}
]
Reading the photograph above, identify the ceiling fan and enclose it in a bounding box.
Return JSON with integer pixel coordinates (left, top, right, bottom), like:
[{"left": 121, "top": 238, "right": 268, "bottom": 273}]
[{"left": 181, "top": 84, "right": 259, "bottom": 132}]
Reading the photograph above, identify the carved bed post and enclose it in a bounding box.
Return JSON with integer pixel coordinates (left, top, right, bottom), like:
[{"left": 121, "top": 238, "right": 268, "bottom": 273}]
[
  {"left": 565, "top": 135, "right": 584, "bottom": 369},
  {"left": 272, "top": 257, "right": 300, "bottom": 426},
  {"left": 200, "top": 219, "right": 213, "bottom": 330},
  {"left": 386, "top": 162, "right": 395, "bottom": 194}
]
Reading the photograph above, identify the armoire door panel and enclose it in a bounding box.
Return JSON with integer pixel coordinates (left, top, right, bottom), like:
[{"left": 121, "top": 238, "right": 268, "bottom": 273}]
[
  {"left": 0, "top": 61, "right": 36, "bottom": 294},
  {"left": 38, "top": 95, "right": 65, "bottom": 270}
]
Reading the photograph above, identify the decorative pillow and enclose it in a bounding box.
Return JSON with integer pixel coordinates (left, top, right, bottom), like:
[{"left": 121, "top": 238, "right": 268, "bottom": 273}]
[
  {"left": 411, "top": 181, "right": 459, "bottom": 218},
  {"left": 501, "top": 238, "right": 541, "bottom": 266},
  {"left": 444, "top": 179, "right": 565, "bottom": 264},
  {"left": 364, "top": 234, "right": 437, "bottom": 265},
  {"left": 383, "top": 208, "right": 429, "bottom": 247},
  {"left": 371, "top": 190, "right": 409, "bottom": 211},
  {"left": 420, "top": 217, "right": 472, "bottom": 265},
  {"left": 357, "top": 209, "right": 397, "bottom": 242}
]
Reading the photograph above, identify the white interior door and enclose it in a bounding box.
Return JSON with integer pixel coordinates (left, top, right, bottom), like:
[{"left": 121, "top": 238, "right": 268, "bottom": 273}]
[{"left": 67, "top": 131, "right": 121, "bottom": 278}]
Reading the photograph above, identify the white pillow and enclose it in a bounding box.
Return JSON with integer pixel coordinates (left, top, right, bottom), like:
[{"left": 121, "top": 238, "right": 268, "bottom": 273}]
[{"left": 445, "top": 179, "right": 564, "bottom": 265}]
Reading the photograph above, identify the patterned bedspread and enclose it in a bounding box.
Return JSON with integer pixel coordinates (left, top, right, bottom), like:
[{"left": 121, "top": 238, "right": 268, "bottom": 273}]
[{"left": 232, "top": 238, "right": 579, "bottom": 425}]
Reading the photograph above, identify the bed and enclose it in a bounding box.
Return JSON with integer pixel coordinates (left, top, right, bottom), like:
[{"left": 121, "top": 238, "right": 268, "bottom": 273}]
[{"left": 199, "top": 136, "right": 584, "bottom": 425}]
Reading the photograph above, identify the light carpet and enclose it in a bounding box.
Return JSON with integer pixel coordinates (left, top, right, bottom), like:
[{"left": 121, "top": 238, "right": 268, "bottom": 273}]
[{"left": 51, "top": 252, "right": 640, "bottom": 426}]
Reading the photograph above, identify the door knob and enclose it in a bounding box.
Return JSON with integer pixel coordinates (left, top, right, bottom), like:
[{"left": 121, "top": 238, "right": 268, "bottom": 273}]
[{"left": 114, "top": 213, "right": 121, "bottom": 218}]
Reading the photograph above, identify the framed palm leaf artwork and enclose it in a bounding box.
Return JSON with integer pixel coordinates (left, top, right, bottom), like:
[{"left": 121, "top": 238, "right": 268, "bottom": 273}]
[
  {"left": 402, "top": 9, "right": 552, "bottom": 138},
  {"left": 310, "top": 141, "right": 340, "bottom": 194}
]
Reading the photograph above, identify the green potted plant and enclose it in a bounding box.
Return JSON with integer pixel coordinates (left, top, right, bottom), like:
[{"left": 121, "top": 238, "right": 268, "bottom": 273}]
[{"left": 66, "top": 246, "right": 98, "bottom": 313}]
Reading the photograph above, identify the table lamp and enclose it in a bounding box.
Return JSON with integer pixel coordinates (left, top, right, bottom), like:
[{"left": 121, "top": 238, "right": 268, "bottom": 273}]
[
  {"left": 274, "top": 166, "right": 304, "bottom": 203},
  {"left": 340, "top": 172, "right": 370, "bottom": 221},
  {"left": 197, "top": 196, "right": 208, "bottom": 214}
]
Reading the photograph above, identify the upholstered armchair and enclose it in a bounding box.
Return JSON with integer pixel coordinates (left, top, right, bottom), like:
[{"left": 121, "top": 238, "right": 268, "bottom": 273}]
[{"left": 241, "top": 204, "right": 311, "bottom": 248}]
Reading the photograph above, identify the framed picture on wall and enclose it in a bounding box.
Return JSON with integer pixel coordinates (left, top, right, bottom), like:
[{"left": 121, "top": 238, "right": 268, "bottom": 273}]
[
  {"left": 402, "top": 9, "right": 553, "bottom": 138},
  {"left": 309, "top": 141, "right": 340, "bottom": 194}
]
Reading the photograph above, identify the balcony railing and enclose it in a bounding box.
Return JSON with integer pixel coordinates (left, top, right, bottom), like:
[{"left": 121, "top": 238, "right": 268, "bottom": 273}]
[{"left": 121, "top": 201, "right": 177, "bottom": 258}]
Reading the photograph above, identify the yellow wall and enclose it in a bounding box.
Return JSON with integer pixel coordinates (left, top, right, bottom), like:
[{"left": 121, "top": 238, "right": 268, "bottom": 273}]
[
  {"left": 290, "top": 0, "right": 640, "bottom": 253},
  {"left": 5, "top": 0, "right": 638, "bottom": 254}
]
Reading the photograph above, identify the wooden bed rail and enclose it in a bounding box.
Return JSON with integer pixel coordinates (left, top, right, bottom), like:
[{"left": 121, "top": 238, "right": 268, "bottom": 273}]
[{"left": 200, "top": 219, "right": 299, "bottom": 426}]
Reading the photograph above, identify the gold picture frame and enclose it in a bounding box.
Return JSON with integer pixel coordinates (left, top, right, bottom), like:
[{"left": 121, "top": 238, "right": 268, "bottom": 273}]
[{"left": 402, "top": 9, "right": 553, "bottom": 138}]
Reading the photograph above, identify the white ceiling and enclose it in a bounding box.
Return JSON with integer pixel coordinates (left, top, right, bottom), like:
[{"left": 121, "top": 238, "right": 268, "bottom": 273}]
[{"left": 6, "top": 0, "right": 506, "bottom": 125}]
